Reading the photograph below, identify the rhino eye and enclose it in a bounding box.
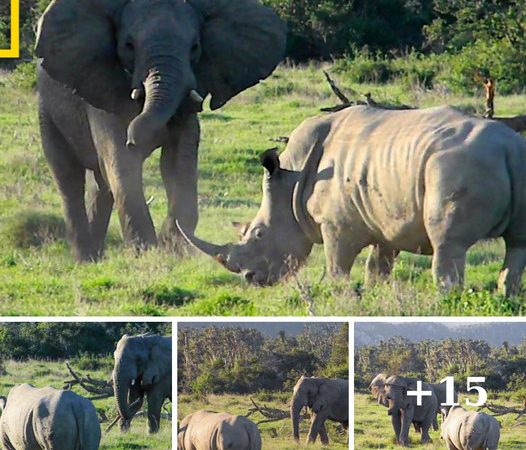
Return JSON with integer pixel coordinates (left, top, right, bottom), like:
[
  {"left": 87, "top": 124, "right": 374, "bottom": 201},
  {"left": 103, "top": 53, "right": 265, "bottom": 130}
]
[{"left": 254, "top": 228, "right": 263, "bottom": 240}]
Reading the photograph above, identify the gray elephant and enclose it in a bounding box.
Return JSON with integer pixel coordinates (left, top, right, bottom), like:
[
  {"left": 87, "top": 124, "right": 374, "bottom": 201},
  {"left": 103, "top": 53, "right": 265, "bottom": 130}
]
[
  {"left": 290, "top": 375, "right": 348, "bottom": 445},
  {"left": 370, "top": 373, "right": 458, "bottom": 431},
  {"left": 179, "top": 105, "right": 526, "bottom": 296},
  {"left": 441, "top": 405, "right": 500, "bottom": 450},
  {"left": 178, "top": 410, "right": 262, "bottom": 450},
  {"left": 35, "top": 0, "right": 286, "bottom": 261},
  {"left": 384, "top": 375, "right": 438, "bottom": 446},
  {"left": 0, "top": 384, "right": 101, "bottom": 450},
  {"left": 113, "top": 333, "right": 172, "bottom": 433}
]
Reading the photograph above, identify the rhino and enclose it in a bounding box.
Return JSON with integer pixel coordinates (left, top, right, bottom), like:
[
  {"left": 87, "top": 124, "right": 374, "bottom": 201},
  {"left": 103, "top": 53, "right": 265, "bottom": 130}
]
[
  {"left": 440, "top": 405, "right": 500, "bottom": 450},
  {"left": 178, "top": 105, "right": 526, "bottom": 295}
]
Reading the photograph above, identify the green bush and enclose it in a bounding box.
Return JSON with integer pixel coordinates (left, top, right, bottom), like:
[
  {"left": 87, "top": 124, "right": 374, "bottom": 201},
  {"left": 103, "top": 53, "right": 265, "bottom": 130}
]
[
  {"left": 6, "top": 62, "right": 37, "bottom": 92},
  {"left": 3, "top": 210, "right": 66, "bottom": 249}
]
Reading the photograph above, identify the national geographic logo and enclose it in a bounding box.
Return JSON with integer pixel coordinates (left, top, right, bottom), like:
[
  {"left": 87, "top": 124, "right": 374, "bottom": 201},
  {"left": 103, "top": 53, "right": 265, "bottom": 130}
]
[{"left": 0, "top": 0, "right": 19, "bottom": 58}]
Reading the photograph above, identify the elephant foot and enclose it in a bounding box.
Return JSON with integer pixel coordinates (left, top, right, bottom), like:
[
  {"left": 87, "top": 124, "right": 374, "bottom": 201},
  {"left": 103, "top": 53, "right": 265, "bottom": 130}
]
[
  {"left": 120, "top": 419, "right": 131, "bottom": 432},
  {"left": 159, "top": 220, "right": 196, "bottom": 256}
]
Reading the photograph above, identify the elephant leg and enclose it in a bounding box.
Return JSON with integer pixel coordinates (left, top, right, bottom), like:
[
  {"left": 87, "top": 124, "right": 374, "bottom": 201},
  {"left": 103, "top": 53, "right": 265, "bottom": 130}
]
[
  {"left": 497, "top": 240, "right": 526, "bottom": 297},
  {"left": 399, "top": 409, "right": 413, "bottom": 447},
  {"left": 364, "top": 244, "right": 399, "bottom": 286},
  {"left": 391, "top": 412, "right": 402, "bottom": 442},
  {"left": 88, "top": 111, "right": 157, "bottom": 250},
  {"left": 146, "top": 391, "right": 164, "bottom": 433},
  {"left": 86, "top": 169, "right": 114, "bottom": 258},
  {"left": 420, "top": 423, "right": 432, "bottom": 443},
  {"left": 159, "top": 115, "right": 199, "bottom": 254},
  {"left": 306, "top": 412, "right": 328, "bottom": 444},
  {"left": 318, "top": 422, "right": 329, "bottom": 445},
  {"left": 40, "top": 111, "right": 96, "bottom": 261}
]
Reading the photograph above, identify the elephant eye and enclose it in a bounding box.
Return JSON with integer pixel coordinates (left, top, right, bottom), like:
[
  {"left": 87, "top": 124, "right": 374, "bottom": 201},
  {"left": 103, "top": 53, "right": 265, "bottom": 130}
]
[
  {"left": 253, "top": 228, "right": 263, "bottom": 240},
  {"left": 386, "top": 395, "right": 391, "bottom": 400},
  {"left": 125, "top": 40, "right": 134, "bottom": 52}
]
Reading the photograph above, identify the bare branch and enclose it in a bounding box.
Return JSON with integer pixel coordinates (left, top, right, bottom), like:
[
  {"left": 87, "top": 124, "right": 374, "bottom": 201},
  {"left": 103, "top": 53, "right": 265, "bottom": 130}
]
[
  {"left": 323, "top": 70, "right": 351, "bottom": 104},
  {"left": 64, "top": 363, "right": 113, "bottom": 399}
]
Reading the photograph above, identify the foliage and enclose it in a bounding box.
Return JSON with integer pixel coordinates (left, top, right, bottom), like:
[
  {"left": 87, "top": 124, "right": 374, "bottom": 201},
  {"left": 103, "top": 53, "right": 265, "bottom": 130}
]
[
  {"left": 355, "top": 335, "right": 526, "bottom": 393},
  {"left": 178, "top": 324, "right": 348, "bottom": 395},
  {"left": 0, "top": 322, "right": 171, "bottom": 360}
]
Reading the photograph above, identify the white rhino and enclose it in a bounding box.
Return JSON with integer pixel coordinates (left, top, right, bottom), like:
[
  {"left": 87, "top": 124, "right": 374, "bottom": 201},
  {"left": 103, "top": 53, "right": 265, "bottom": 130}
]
[
  {"left": 178, "top": 410, "right": 262, "bottom": 450},
  {"left": 0, "top": 384, "right": 101, "bottom": 450},
  {"left": 180, "top": 105, "right": 526, "bottom": 295},
  {"left": 441, "top": 405, "right": 500, "bottom": 450}
]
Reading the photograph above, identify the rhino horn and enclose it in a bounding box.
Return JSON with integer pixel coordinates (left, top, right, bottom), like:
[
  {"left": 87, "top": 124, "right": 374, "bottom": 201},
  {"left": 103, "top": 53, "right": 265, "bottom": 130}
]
[{"left": 176, "top": 221, "right": 231, "bottom": 264}]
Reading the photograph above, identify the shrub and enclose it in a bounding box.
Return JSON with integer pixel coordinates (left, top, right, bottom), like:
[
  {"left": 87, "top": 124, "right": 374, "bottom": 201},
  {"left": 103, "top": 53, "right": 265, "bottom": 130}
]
[{"left": 3, "top": 210, "right": 66, "bottom": 249}]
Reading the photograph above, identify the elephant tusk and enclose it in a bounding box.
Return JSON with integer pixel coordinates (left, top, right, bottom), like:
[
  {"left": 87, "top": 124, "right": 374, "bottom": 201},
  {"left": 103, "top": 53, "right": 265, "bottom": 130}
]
[
  {"left": 131, "top": 88, "right": 143, "bottom": 101},
  {"left": 131, "top": 379, "right": 135, "bottom": 386},
  {"left": 189, "top": 90, "right": 204, "bottom": 104}
]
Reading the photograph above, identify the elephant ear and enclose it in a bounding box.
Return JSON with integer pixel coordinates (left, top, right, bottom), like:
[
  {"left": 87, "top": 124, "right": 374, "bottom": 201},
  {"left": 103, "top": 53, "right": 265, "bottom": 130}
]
[
  {"left": 189, "top": 0, "right": 286, "bottom": 110},
  {"left": 35, "top": 0, "right": 130, "bottom": 113},
  {"left": 142, "top": 337, "right": 171, "bottom": 386}
]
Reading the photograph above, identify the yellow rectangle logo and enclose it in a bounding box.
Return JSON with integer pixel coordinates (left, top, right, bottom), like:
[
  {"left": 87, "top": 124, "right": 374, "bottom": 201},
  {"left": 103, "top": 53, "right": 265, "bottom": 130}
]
[{"left": 0, "top": 0, "right": 20, "bottom": 58}]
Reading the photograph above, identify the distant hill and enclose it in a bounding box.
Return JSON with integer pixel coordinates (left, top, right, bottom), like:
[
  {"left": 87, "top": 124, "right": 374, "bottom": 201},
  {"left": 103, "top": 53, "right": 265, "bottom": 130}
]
[
  {"left": 179, "top": 322, "right": 342, "bottom": 337},
  {"left": 355, "top": 322, "right": 526, "bottom": 347}
]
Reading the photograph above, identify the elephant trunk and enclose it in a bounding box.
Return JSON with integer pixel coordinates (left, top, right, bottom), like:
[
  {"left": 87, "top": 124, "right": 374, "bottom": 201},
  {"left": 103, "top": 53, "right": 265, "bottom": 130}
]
[
  {"left": 291, "top": 395, "right": 304, "bottom": 442},
  {"left": 113, "top": 362, "right": 137, "bottom": 428},
  {"left": 127, "top": 55, "right": 198, "bottom": 149}
]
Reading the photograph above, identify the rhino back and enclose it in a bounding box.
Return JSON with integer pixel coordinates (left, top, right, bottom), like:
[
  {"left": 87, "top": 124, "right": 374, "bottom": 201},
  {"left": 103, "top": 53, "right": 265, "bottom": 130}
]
[{"left": 290, "top": 106, "right": 526, "bottom": 251}]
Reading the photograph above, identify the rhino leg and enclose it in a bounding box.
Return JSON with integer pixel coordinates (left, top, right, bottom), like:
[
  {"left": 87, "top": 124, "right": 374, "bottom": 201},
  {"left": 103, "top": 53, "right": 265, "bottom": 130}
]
[
  {"left": 431, "top": 244, "right": 467, "bottom": 293},
  {"left": 321, "top": 224, "right": 368, "bottom": 277},
  {"left": 364, "top": 244, "right": 399, "bottom": 286},
  {"left": 497, "top": 242, "right": 526, "bottom": 297}
]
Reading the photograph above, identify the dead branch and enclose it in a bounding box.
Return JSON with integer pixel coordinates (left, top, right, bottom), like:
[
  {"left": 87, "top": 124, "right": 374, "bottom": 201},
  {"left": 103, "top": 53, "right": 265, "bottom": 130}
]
[
  {"left": 246, "top": 398, "right": 291, "bottom": 425},
  {"left": 480, "top": 402, "right": 526, "bottom": 421},
  {"left": 63, "top": 363, "right": 113, "bottom": 399},
  {"left": 323, "top": 70, "right": 351, "bottom": 104},
  {"left": 105, "top": 399, "right": 172, "bottom": 433},
  {"left": 322, "top": 71, "right": 411, "bottom": 112},
  {"left": 269, "top": 136, "right": 290, "bottom": 144}
]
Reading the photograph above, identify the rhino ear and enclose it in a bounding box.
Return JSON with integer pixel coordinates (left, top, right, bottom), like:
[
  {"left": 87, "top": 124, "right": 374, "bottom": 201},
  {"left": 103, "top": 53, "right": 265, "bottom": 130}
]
[
  {"left": 260, "top": 147, "right": 280, "bottom": 176},
  {"left": 232, "top": 221, "right": 250, "bottom": 238}
]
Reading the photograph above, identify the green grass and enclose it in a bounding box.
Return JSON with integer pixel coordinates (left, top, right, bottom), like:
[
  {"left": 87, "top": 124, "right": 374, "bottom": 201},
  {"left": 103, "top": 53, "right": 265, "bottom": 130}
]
[
  {"left": 355, "top": 392, "right": 525, "bottom": 449},
  {"left": 178, "top": 393, "right": 348, "bottom": 450},
  {"left": 0, "top": 359, "right": 172, "bottom": 449},
  {"left": 1, "top": 63, "right": 526, "bottom": 316}
]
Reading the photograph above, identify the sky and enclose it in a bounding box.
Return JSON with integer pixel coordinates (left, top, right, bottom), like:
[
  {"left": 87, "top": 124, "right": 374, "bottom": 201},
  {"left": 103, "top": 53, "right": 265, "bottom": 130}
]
[{"left": 355, "top": 322, "right": 526, "bottom": 347}]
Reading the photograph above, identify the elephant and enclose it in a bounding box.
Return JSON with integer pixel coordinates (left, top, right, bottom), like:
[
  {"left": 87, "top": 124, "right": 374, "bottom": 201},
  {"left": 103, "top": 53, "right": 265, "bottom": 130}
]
[
  {"left": 35, "top": 0, "right": 286, "bottom": 261},
  {"left": 440, "top": 405, "right": 500, "bottom": 450},
  {"left": 113, "top": 333, "right": 172, "bottom": 433},
  {"left": 369, "top": 373, "right": 458, "bottom": 431},
  {"left": 179, "top": 105, "right": 526, "bottom": 296},
  {"left": 290, "top": 375, "right": 349, "bottom": 445},
  {"left": 384, "top": 375, "right": 438, "bottom": 446},
  {"left": 178, "top": 410, "right": 262, "bottom": 450},
  {"left": 0, "top": 384, "right": 101, "bottom": 450}
]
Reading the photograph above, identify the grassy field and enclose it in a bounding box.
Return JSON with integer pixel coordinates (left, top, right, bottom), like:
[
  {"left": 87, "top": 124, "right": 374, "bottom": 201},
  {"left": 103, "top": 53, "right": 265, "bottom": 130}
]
[
  {"left": 178, "top": 393, "right": 348, "bottom": 449},
  {"left": 1, "top": 63, "right": 526, "bottom": 316},
  {"left": 0, "top": 359, "right": 172, "bottom": 449},
  {"left": 355, "top": 391, "right": 525, "bottom": 449}
]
